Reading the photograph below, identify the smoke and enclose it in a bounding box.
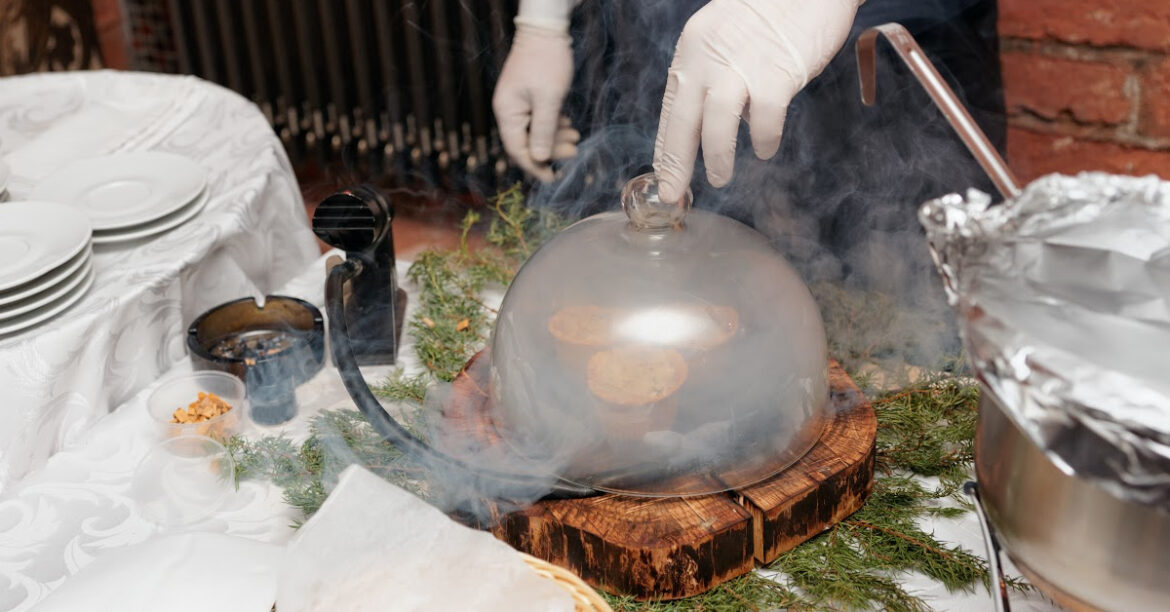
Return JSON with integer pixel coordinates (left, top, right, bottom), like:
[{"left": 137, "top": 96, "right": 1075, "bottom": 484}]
[
  {"left": 297, "top": 375, "right": 576, "bottom": 523},
  {"left": 415, "top": 380, "right": 574, "bottom": 520},
  {"left": 302, "top": 0, "right": 1009, "bottom": 520},
  {"left": 531, "top": 0, "right": 1005, "bottom": 373}
]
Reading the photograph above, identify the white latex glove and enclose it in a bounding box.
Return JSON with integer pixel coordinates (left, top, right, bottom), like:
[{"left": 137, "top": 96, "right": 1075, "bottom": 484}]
[
  {"left": 493, "top": 0, "right": 582, "bottom": 182},
  {"left": 653, "top": 0, "right": 863, "bottom": 203}
]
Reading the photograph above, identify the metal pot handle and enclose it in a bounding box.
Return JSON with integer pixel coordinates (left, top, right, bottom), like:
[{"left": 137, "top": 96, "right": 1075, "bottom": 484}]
[
  {"left": 964, "top": 481, "right": 1013, "bottom": 612},
  {"left": 856, "top": 23, "right": 1022, "bottom": 200}
]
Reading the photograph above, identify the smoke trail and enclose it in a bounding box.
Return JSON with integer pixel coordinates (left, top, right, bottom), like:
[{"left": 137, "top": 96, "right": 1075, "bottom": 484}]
[
  {"left": 530, "top": 0, "right": 1005, "bottom": 372},
  {"left": 301, "top": 1, "right": 1009, "bottom": 520}
]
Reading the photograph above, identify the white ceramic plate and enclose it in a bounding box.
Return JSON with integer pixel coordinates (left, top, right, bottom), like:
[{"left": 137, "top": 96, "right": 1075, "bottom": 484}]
[
  {"left": 0, "top": 243, "right": 91, "bottom": 307},
  {"left": 29, "top": 152, "right": 207, "bottom": 231},
  {"left": 91, "top": 186, "right": 209, "bottom": 245},
  {"left": 0, "top": 264, "right": 94, "bottom": 336},
  {"left": 0, "top": 201, "right": 92, "bottom": 292},
  {"left": 0, "top": 258, "right": 92, "bottom": 321}
]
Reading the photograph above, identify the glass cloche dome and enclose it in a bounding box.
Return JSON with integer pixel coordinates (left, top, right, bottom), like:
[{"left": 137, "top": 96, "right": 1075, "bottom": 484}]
[{"left": 490, "top": 174, "right": 828, "bottom": 496}]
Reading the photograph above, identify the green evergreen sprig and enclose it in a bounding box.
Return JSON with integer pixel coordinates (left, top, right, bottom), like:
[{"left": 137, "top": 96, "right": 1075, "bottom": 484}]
[
  {"left": 602, "top": 379, "right": 1028, "bottom": 611},
  {"left": 405, "top": 184, "right": 566, "bottom": 381},
  {"left": 227, "top": 186, "right": 1026, "bottom": 610}
]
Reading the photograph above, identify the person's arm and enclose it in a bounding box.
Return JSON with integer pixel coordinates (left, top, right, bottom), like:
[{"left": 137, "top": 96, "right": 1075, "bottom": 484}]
[
  {"left": 492, "top": 0, "right": 583, "bottom": 182},
  {"left": 653, "top": 0, "right": 864, "bottom": 203}
]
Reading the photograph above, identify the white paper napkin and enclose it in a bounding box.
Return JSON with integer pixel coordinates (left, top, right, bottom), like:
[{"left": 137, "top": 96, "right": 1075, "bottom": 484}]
[
  {"left": 30, "top": 533, "right": 280, "bottom": 612},
  {"left": 278, "top": 465, "right": 576, "bottom": 612}
]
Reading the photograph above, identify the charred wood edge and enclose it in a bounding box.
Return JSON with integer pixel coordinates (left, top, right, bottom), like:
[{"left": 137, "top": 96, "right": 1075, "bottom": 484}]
[
  {"left": 447, "top": 350, "right": 877, "bottom": 600},
  {"left": 738, "top": 368, "right": 878, "bottom": 564}
]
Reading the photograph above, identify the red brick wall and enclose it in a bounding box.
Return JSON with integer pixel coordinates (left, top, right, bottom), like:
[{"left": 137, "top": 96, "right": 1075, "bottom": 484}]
[{"left": 999, "top": 0, "right": 1170, "bottom": 181}]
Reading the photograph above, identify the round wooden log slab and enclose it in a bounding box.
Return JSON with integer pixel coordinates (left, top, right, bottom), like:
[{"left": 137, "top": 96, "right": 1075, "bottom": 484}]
[{"left": 443, "top": 350, "right": 876, "bottom": 601}]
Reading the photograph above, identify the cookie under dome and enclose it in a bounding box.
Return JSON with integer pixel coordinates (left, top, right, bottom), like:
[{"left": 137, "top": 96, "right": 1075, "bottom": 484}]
[{"left": 489, "top": 174, "right": 829, "bottom": 496}]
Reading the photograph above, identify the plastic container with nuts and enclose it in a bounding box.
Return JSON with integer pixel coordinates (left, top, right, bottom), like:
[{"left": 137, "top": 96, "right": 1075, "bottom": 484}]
[{"left": 146, "top": 371, "right": 248, "bottom": 440}]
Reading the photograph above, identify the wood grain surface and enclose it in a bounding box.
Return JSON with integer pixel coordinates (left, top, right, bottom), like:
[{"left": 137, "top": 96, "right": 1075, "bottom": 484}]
[{"left": 445, "top": 350, "right": 876, "bottom": 600}]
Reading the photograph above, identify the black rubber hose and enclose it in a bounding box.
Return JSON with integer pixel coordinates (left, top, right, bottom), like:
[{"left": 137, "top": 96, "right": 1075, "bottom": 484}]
[{"left": 325, "top": 259, "right": 596, "bottom": 500}]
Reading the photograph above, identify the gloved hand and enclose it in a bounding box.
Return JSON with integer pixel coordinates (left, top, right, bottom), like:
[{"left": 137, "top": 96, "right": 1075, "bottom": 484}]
[
  {"left": 653, "top": 0, "right": 863, "bottom": 203},
  {"left": 492, "top": 0, "right": 582, "bottom": 182}
]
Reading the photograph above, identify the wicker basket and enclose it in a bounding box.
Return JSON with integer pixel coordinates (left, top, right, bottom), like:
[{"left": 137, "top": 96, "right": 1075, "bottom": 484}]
[{"left": 520, "top": 553, "right": 614, "bottom": 612}]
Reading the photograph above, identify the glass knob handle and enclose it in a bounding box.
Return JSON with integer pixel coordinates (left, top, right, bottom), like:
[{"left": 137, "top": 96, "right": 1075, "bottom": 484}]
[{"left": 621, "top": 173, "right": 691, "bottom": 231}]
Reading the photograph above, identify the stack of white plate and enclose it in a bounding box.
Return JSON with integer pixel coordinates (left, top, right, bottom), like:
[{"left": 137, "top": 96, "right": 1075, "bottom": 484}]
[
  {"left": 0, "top": 158, "right": 10, "bottom": 202},
  {"left": 29, "top": 152, "right": 208, "bottom": 245},
  {"left": 0, "top": 202, "right": 94, "bottom": 336}
]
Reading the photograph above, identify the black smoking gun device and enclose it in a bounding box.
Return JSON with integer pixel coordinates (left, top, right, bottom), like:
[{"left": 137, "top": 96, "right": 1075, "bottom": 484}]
[{"left": 311, "top": 185, "right": 407, "bottom": 365}]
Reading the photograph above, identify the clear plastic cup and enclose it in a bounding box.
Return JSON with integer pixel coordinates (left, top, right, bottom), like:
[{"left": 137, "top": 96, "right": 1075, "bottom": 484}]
[
  {"left": 131, "top": 434, "right": 236, "bottom": 527},
  {"left": 146, "top": 371, "right": 247, "bottom": 440}
]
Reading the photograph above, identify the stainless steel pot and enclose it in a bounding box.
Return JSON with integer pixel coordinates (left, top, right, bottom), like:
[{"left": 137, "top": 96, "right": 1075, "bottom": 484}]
[
  {"left": 973, "top": 390, "right": 1170, "bottom": 611},
  {"left": 856, "top": 24, "right": 1170, "bottom": 611}
]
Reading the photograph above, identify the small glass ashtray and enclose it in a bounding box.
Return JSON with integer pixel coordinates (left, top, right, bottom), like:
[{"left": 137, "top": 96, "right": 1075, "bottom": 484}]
[{"left": 187, "top": 296, "right": 325, "bottom": 426}]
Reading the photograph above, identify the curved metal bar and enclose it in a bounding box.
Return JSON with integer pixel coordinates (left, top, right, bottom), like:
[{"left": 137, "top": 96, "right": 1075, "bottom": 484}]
[
  {"left": 857, "top": 23, "right": 1022, "bottom": 200},
  {"left": 964, "top": 481, "right": 1012, "bottom": 612}
]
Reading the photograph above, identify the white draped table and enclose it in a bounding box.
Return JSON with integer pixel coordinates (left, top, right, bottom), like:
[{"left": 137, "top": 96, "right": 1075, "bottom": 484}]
[
  {"left": 0, "top": 249, "right": 1065, "bottom": 611},
  {"left": 0, "top": 254, "right": 406, "bottom": 611},
  {"left": 0, "top": 71, "right": 320, "bottom": 492}
]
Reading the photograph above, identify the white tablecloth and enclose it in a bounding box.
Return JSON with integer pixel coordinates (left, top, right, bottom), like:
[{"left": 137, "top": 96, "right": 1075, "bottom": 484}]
[
  {"left": 0, "top": 250, "right": 1065, "bottom": 611},
  {"left": 0, "top": 253, "right": 397, "bottom": 612},
  {"left": 0, "top": 71, "right": 320, "bottom": 492}
]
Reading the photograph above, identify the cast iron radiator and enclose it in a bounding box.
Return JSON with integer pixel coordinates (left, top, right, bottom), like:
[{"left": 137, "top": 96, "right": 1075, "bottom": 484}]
[{"left": 126, "top": 0, "right": 528, "bottom": 195}]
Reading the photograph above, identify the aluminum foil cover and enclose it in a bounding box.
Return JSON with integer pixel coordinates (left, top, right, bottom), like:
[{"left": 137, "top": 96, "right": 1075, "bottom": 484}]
[{"left": 920, "top": 173, "right": 1170, "bottom": 511}]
